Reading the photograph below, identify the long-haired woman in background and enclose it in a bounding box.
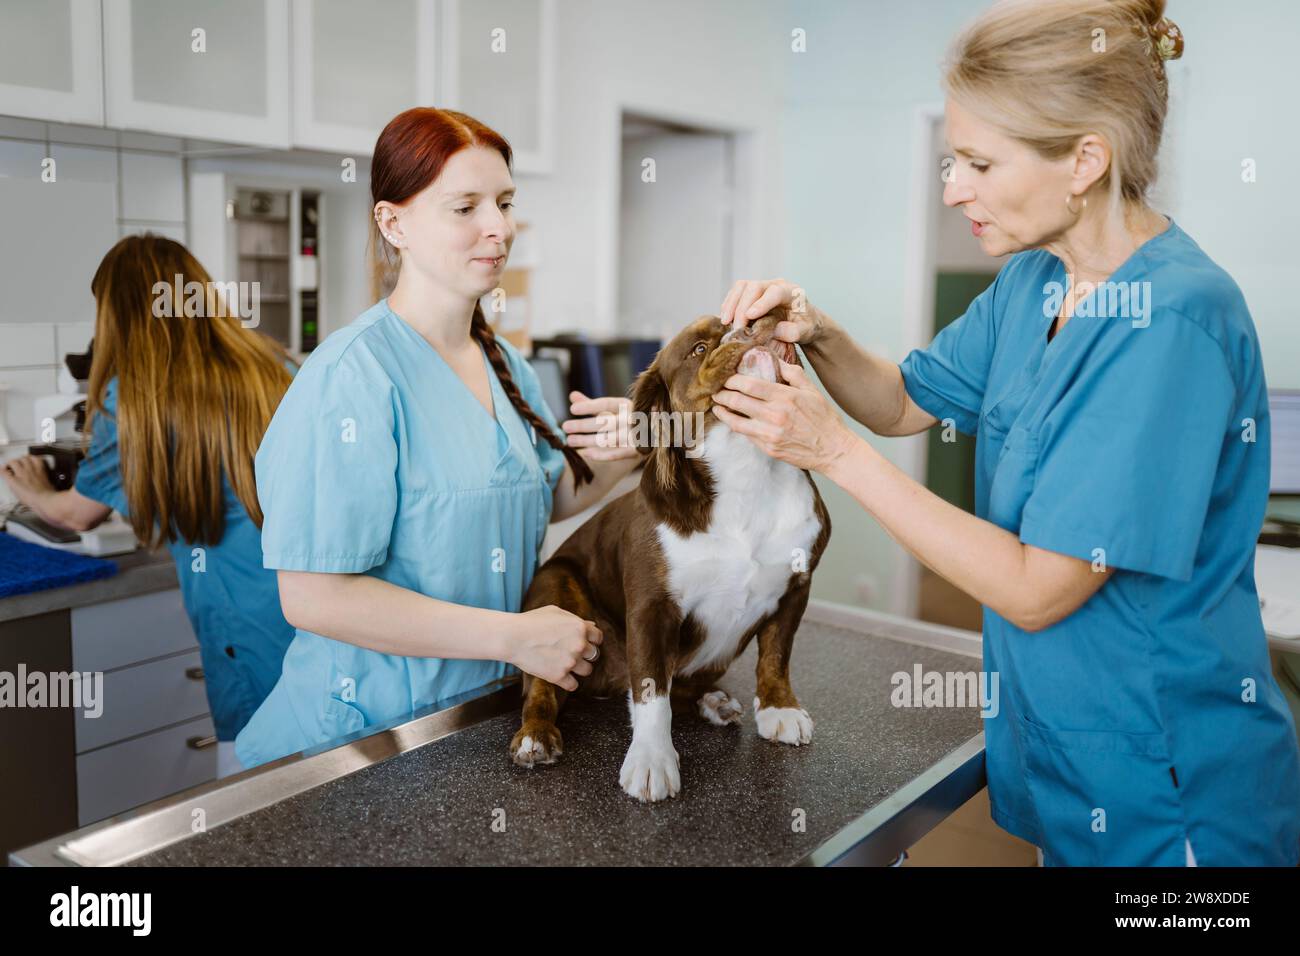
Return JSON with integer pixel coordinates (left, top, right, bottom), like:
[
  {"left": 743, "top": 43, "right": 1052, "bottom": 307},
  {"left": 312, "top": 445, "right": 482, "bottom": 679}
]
[{"left": 1, "top": 235, "right": 298, "bottom": 777}]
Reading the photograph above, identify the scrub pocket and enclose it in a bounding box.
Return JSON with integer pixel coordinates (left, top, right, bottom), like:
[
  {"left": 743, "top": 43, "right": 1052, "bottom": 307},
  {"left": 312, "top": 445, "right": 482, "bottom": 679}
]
[
  {"left": 986, "top": 424, "right": 1039, "bottom": 530},
  {"left": 193, "top": 623, "right": 261, "bottom": 740},
  {"left": 1018, "top": 710, "right": 1186, "bottom": 866},
  {"left": 323, "top": 642, "right": 369, "bottom": 741},
  {"left": 321, "top": 693, "right": 367, "bottom": 742}
]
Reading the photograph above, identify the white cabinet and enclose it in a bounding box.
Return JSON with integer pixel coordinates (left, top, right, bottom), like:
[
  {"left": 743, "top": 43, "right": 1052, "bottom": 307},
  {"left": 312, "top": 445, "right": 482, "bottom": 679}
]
[
  {"left": 77, "top": 714, "right": 218, "bottom": 825},
  {"left": 2, "top": 1, "right": 557, "bottom": 172},
  {"left": 290, "top": 0, "right": 438, "bottom": 155},
  {"left": 71, "top": 588, "right": 199, "bottom": 673},
  {"left": 0, "top": 0, "right": 103, "bottom": 125},
  {"left": 102, "top": 0, "right": 291, "bottom": 148},
  {"left": 440, "top": 0, "right": 555, "bottom": 173},
  {"left": 70, "top": 589, "right": 219, "bottom": 825}
]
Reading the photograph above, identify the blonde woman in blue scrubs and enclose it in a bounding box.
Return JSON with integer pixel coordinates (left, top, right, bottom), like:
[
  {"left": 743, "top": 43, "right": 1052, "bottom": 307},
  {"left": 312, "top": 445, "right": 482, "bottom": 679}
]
[
  {"left": 713, "top": 0, "right": 1300, "bottom": 866},
  {"left": 235, "top": 108, "right": 639, "bottom": 770}
]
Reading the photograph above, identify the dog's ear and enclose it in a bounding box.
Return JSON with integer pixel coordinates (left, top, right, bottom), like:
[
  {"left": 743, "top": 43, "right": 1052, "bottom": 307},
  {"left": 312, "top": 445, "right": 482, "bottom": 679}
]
[
  {"left": 630, "top": 361, "right": 669, "bottom": 457},
  {"left": 631, "top": 358, "right": 684, "bottom": 500},
  {"left": 630, "top": 343, "right": 714, "bottom": 534}
]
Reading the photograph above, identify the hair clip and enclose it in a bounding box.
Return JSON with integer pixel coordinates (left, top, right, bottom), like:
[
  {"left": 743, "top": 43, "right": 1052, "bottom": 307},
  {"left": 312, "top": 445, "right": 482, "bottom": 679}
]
[{"left": 1151, "top": 17, "right": 1184, "bottom": 61}]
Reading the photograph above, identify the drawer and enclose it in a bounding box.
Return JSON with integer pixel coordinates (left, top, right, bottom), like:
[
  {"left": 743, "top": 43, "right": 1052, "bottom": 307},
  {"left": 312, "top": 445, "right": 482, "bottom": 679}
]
[
  {"left": 77, "top": 714, "right": 217, "bottom": 826},
  {"left": 74, "top": 648, "right": 209, "bottom": 753},
  {"left": 72, "top": 589, "right": 197, "bottom": 673}
]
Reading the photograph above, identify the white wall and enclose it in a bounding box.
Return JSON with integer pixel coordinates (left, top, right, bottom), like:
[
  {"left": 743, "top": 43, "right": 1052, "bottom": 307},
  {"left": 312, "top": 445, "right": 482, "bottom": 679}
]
[{"left": 1155, "top": 0, "right": 1300, "bottom": 391}]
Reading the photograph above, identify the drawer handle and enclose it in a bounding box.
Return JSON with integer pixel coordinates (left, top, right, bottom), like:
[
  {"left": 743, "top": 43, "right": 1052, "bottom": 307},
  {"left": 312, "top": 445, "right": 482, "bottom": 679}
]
[
  {"left": 185, "top": 666, "right": 205, "bottom": 681},
  {"left": 187, "top": 735, "right": 217, "bottom": 750}
]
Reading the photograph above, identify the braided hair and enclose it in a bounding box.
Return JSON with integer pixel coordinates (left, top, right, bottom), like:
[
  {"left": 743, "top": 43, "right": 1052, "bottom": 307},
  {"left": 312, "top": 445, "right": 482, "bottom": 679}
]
[{"left": 470, "top": 302, "right": 593, "bottom": 491}]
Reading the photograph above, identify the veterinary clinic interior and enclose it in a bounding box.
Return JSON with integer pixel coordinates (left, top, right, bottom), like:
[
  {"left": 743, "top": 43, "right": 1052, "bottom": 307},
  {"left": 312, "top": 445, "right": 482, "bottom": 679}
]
[{"left": 1, "top": 0, "right": 1298, "bottom": 874}]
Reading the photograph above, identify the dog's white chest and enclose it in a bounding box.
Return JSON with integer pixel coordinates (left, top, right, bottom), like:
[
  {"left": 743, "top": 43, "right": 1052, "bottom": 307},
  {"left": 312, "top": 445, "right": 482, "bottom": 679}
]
[{"left": 656, "top": 426, "right": 821, "bottom": 675}]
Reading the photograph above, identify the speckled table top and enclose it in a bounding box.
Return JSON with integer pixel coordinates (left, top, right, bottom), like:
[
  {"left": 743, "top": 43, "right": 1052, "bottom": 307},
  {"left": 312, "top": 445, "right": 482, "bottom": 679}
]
[{"left": 128, "top": 620, "right": 983, "bottom": 866}]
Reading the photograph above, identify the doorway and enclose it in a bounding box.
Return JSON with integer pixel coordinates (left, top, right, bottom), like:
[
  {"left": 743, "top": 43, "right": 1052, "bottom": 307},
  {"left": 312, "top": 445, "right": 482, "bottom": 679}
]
[
  {"left": 902, "top": 107, "right": 1003, "bottom": 629},
  {"left": 616, "top": 111, "right": 741, "bottom": 340}
]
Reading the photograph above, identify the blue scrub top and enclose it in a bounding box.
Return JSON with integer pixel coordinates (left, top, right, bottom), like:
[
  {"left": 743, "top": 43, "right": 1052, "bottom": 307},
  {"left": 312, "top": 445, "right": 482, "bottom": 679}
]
[
  {"left": 900, "top": 218, "right": 1300, "bottom": 866},
  {"left": 235, "top": 299, "right": 568, "bottom": 770},
  {"left": 75, "top": 375, "right": 297, "bottom": 741}
]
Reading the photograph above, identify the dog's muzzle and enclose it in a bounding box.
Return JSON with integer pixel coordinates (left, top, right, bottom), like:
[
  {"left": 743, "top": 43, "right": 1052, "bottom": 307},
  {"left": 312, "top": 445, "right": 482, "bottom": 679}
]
[{"left": 720, "top": 321, "right": 797, "bottom": 384}]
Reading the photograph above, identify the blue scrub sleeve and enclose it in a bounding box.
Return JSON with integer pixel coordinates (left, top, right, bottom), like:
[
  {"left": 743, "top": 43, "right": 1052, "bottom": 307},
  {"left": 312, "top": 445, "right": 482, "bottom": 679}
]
[
  {"left": 256, "top": 360, "right": 398, "bottom": 573},
  {"left": 73, "top": 380, "right": 129, "bottom": 516},
  {"left": 898, "top": 276, "right": 1000, "bottom": 436},
  {"left": 502, "top": 340, "right": 569, "bottom": 495},
  {"left": 1019, "top": 316, "right": 1234, "bottom": 582}
]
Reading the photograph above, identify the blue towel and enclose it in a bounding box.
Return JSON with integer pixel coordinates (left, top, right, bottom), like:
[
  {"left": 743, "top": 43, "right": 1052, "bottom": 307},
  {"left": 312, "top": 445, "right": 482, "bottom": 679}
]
[{"left": 0, "top": 532, "right": 118, "bottom": 599}]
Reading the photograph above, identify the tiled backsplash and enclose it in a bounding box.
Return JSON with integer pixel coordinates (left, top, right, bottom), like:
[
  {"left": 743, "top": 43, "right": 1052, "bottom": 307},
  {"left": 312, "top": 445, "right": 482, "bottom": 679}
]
[{"left": 0, "top": 115, "right": 187, "bottom": 502}]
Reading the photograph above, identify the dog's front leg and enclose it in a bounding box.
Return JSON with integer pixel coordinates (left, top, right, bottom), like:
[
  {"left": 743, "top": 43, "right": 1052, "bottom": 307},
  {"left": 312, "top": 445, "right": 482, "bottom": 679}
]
[
  {"left": 753, "top": 583, "right": 814, "bottom": 745},
  {"left": 619, "top": 597, "right": 681, "bottom": 802}
]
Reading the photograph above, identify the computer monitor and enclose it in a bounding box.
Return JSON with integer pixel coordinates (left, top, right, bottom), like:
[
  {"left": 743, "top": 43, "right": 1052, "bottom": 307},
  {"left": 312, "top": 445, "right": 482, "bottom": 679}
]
[
  {"left": 1270, "top": 389, "right": 1300, "bottom": 495},
  {"left": 527, "top": 355, "right": 570, "bottom": 426}
]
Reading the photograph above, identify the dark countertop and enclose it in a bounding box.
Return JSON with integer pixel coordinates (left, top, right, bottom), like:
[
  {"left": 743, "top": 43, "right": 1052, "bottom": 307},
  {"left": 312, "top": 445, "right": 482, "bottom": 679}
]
[
  {"left": 0, "top": 538, "right": 176, "bottom": 624},
  {"left": 121, "top": 618, "right": 983, "bottom": 866}
]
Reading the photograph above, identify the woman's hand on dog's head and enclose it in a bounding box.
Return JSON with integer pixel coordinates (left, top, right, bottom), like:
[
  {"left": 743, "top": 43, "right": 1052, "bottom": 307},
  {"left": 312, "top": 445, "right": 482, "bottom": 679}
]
[{"left": 719, "top": 278, "right": 823, "bottom": 346}]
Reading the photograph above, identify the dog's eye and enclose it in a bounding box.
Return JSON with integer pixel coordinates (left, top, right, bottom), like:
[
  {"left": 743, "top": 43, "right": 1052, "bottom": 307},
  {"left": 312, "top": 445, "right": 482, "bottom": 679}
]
[{"left": 692, "top": 342, "right": 707, "bottom": 357}]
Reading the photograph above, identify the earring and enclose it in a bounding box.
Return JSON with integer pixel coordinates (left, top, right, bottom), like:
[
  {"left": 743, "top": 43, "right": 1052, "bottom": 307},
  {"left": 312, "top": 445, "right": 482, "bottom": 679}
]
[{"left": 1066, "top": 192, "right": 1088, "bottom": 215}]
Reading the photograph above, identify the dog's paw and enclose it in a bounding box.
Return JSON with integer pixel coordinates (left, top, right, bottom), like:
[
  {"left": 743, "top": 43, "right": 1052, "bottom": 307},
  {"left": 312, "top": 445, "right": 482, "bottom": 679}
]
[
  {"left": 698, "top": 689, "right": 744, "bottom": 726},
  {"left": 753, "top": 697, "right": 814, "bottom": 745},
  {"left": 618, "top": 740, "right": 681, "bottom": 802},
  {"left": 510, "top": 722, "right": 563, "bottom": 767}
]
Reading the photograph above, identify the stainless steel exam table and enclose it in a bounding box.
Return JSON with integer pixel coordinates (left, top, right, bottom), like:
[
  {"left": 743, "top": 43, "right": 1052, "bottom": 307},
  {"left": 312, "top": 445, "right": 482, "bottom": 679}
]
[{"left": 12, "top": 603, "right": 987, "bottom": 867}]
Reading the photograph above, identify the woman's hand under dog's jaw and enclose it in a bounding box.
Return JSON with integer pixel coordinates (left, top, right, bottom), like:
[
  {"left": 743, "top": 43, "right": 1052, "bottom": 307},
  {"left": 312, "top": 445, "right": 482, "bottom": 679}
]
[
  {"left": 719, "top": 277, "right": 825, "bottom": 345},
  {"left": 711, "top": 358, "right": 860, "bottom": 474},
  {"left": 507, "top": 605, "right": 603, "bottom": 691}
]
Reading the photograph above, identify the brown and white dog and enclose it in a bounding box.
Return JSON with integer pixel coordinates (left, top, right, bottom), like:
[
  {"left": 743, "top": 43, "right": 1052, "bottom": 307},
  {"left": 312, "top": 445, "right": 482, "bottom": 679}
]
[{"left": 509, "top": 308, "right": 831, "bottom": 801}]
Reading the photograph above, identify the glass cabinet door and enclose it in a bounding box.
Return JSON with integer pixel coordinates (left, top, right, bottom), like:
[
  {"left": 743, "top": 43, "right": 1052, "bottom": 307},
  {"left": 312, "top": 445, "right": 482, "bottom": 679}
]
[
  {"left": 103, "top": 0, "right": 290, "bottom": 147},
  {"left": 441, "top": 0, "right": 554, "bottom": 173},
  {"left": 290, "top": 0, "right": 437, "bottom": 155},
  {"left": 0, "top": 0, "right": 103, "bottom": 125}
]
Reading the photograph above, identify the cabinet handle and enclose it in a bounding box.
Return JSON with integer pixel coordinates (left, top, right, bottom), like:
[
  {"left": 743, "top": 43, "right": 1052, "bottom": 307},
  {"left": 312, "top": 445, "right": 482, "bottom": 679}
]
[
  {"left": 187, "top": 735, "right": 217, "bottom": 750},
  {"left": 185, "top": 666, "right": 205, "bottom": 681}
]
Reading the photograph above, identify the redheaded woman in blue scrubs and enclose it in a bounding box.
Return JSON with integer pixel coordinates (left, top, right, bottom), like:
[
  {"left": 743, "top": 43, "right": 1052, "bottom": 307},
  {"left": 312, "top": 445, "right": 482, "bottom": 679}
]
[
  {"left": 235, "top": 109, "right": 640, "bottom": 770},
  {"left": 713, "top": 0, "right": 1300, "bottom": 865}
]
